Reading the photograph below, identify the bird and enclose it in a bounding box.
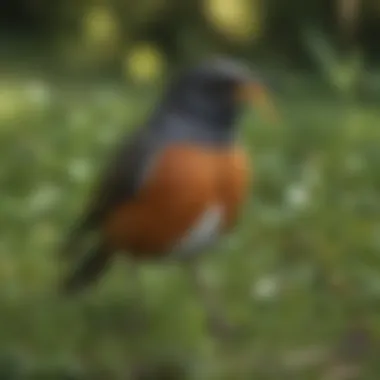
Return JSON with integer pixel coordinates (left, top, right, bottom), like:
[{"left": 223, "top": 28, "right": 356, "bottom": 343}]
[{"left": 60, "top": 57, "right": 276, "bottom": 336}]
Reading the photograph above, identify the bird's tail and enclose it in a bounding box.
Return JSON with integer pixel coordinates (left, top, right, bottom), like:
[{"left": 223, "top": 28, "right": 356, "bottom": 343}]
[
  {"left": 61, "top": 242, "right": 112, "bottom": 295},
  {"left": 59, "top": 218, "right": 93, "bottom": 260}
]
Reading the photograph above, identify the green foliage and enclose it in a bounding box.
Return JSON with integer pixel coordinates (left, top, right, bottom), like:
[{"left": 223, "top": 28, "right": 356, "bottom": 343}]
[
  {"left": 1, "top": 79, "right": 380, "bottom": 379},
  {"left": 3, "top": 0, "right": 379, "bottom": 80},
  {"left": 304, "top": 29, "right": 365, "bottom": 98}
]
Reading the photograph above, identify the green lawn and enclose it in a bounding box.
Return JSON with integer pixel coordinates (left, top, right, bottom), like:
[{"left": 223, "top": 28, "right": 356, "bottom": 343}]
[{"left": 1, "top": 79, "right": 380, "bottom": 379}]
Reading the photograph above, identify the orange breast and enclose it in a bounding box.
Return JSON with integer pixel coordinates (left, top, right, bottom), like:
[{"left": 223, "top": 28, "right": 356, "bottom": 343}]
[{"left": 103, "top": 144, "right": 251, "bottom": 258}]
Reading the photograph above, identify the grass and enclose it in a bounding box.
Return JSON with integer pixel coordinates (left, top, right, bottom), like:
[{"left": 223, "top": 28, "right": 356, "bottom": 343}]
[{"left": 1, "top": 78, "right": 380, "bottom": 379}]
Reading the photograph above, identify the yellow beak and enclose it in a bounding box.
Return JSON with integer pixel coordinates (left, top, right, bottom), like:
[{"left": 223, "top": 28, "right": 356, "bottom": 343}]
[{"left": 238, "top": 83, "right": 279, "bottom": 123}]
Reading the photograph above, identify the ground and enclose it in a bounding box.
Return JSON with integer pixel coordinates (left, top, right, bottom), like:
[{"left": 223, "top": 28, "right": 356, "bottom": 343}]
[{"left": 1, "top": 78, "right": 380, "bottom": 379}]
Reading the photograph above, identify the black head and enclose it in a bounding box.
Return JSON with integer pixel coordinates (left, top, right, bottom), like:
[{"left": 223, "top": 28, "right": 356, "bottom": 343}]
[{"left": 162, "top": 58, "right": 273, "bottom": 128}]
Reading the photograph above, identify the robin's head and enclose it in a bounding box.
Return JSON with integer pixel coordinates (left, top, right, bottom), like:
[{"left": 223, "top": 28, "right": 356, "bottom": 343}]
[{"left": 163, "top": 58, "right": 276, "bottom": 128}]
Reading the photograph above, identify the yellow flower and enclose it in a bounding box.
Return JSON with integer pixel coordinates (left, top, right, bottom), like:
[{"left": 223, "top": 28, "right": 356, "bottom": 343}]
[
  {"left": 125, "top": 44, "right": 165, "bottom": 83},
  {"left": 203, "top": 0, "right": 262, "bottom": 42}
]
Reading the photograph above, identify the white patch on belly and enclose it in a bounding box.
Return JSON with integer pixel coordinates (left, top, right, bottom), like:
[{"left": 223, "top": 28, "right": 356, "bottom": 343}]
[{"left": 171, "top": 204, "right": 224, "bottom": 258}]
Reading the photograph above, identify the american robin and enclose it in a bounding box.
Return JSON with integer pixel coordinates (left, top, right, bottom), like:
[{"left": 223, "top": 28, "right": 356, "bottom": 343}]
[{"left": 61, "top": 58, "right": 276, "bottom": 335}]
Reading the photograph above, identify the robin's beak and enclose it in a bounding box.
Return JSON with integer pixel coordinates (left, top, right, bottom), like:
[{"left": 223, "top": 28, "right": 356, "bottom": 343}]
[{"left": 237, "top": 82, "right": 279, "bottom": 123}]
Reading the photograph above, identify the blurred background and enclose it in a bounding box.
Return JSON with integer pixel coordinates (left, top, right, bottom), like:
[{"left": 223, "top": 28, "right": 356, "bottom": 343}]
[{"left": 1, "top": 0, "right": 380, "bottom": 379}]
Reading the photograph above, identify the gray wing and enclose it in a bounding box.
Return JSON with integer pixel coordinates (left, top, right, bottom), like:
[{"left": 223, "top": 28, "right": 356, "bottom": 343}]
[{"left": 60, "top": 126, "right": 153, "bottom": 257}]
